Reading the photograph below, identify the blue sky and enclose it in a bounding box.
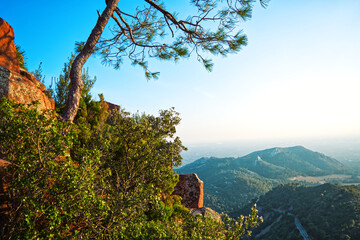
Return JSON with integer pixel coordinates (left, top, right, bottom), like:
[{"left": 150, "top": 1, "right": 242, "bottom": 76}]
[{"left": 2, "top": 0, "right": 360, "bottom": 144}]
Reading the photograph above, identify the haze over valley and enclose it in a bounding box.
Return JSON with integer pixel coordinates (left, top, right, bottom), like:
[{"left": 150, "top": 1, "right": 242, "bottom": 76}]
[{"left": 181, "top": 136, "right": 360, "bottom": 166}]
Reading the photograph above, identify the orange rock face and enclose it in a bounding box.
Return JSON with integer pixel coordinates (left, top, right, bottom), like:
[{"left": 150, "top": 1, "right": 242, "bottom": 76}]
[
  {"left": 0, "top": 18, "right": 54, "bottom": 112},
  {"left": 0, "top": 18, "right": 19, "bottom": 73},
  {"left": 173, "top": 173, "right": 204, "bottom": 209}
]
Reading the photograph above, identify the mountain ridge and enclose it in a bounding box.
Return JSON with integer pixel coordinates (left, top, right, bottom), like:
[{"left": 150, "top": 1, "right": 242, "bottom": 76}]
[
  {"left": 177, "top": 146, "right": 351, "bottom": 215},
  {"left": 180, "top": 146, "right": 348, "bottom": 178}
]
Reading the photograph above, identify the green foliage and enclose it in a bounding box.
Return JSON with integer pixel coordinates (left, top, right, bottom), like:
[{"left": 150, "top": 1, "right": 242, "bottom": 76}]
[
  {"left": 51, "top": 53, "right": 108, "bottom": 140},
  {"left": 0, "top": 98, "right": 261, "bottom": 239},
  {"left": 98, "top": 0, "right": 268, "bottom": 79},
  {"left": 223, "top": 204, "right": 263, "bottom": 239},
  {"left": 31, "top": 62, "right": 54, "bottom": 99},
  {"left": 15, "top": 45, "right": 26, "bottom": 69},
  {"left": 52, "top": 53, "right": 97, "bottom": 115},
  {"left": 0, "top": 98, "right": 107, "bottom": 239},
  {"left": 32, "top": 62, "right": 46, "bottom": 84}
]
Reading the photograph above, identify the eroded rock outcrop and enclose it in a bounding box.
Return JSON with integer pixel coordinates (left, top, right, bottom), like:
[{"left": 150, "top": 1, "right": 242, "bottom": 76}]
[
  {"left": 173, "top": 173, "right": 222, "bottom": 222},
  {"left": 0, "top": 18, "right": 54, "bottom": 112},
  {"left": 173, "top": 173, "right": 204, "bottom": 209}
]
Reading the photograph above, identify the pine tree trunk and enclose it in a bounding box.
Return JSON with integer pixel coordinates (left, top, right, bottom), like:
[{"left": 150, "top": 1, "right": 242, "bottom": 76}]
[{"left": 62, "top": 0, "right": 120, "bottom": 122}]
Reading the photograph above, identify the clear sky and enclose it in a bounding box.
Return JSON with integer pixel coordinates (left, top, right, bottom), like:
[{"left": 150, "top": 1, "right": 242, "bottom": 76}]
[{"left": 2, "top": 0, "right": 360, "bottom": 145}]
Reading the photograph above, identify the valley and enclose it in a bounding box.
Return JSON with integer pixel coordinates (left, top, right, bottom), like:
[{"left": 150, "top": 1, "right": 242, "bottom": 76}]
[
  {"left": 243, "top": 184, "right": 360, "bottom": 240},
  {"left": 178, "top": 146, "right": 360, "bottom": 239},
  {"left": 289, "top": 174, "right": 360, "bottom": 185},
  {"left": 178, "top": 146, "right": 356, "bottom": 215}
]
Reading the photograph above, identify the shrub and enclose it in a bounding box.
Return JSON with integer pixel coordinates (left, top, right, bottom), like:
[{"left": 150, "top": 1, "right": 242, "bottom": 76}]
[{"left": 0, "top": 98, "right": 261, "bottom": 239}]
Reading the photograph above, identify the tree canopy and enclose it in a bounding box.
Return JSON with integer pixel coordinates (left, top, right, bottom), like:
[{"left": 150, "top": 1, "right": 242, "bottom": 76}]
[
  {"left": 63, "top": 0, "right": 269, "bottom": 122},
  {"left": 100, "top": 0, "right": 268, "bottom": 75}
]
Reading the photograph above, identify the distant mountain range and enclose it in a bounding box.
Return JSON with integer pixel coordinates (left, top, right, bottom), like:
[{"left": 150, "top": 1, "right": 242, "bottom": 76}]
[
  {"left": 240, "top": 183, "right": 360, "bottom": 240},
  {"left": 177, "top": 146, "right": 351, "bottom": 215}
]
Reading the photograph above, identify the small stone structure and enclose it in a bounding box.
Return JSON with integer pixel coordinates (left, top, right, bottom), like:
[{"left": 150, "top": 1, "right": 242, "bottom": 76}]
[
  {"left": 173, "top": 173, "right": 204, "bottom": 209},
  {"left": 0, "top": 18, "right": 54, "bottom": 112}
]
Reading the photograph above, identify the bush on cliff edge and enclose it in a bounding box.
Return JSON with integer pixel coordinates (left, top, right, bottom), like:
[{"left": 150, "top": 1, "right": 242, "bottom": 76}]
[{"left": 0, "top": 98, "right": 261, "bottom": 239}]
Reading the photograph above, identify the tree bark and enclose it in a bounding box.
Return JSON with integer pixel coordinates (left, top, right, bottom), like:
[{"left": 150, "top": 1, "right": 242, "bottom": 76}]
[{"left": 62, "top": 0, "right": 120, "bottom": 122}]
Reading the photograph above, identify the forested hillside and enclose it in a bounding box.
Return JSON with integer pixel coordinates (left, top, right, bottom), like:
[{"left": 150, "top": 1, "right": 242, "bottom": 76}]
[
  {"left": 241, "top": 184, "right": 360, "bottom": 240},
  {"left": 178, "top": 146, "right": 351, "bottom": 215}
]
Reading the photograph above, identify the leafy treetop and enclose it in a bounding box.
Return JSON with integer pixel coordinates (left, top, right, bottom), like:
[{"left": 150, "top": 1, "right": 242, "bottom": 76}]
[
  {"left": 98, "top": 0, "right": 269, "bottom": 77},
  {"left": 63, "top": 0, "right": 269, "bottom": 122}
]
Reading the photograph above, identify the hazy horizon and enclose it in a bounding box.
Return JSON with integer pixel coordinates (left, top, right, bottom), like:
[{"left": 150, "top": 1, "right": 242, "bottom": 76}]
[{"left": 181, "top": 135, "right": 360, "bottom": 165}]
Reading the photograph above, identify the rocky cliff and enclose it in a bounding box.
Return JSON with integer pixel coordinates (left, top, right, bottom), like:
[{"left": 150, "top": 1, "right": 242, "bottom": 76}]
[{"left": 0, "top": 18, "right": 54, "bottom": 112}]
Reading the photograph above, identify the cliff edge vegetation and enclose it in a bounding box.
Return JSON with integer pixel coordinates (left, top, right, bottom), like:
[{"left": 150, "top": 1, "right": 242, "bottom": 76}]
[{"left": 0, "top": 97, "right": 262, "bottom": 239}]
